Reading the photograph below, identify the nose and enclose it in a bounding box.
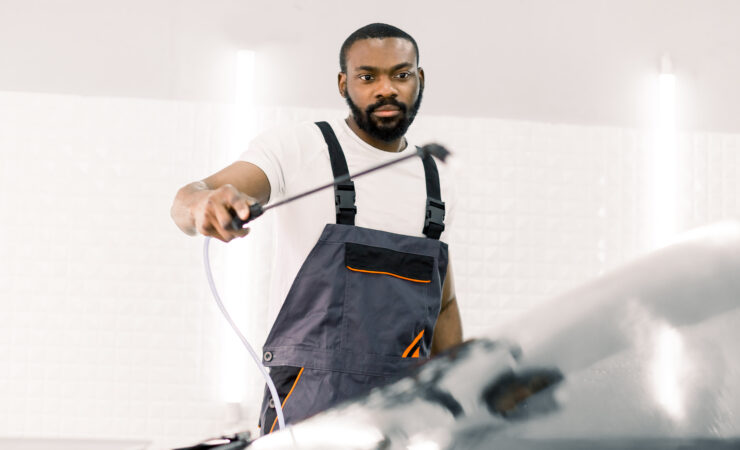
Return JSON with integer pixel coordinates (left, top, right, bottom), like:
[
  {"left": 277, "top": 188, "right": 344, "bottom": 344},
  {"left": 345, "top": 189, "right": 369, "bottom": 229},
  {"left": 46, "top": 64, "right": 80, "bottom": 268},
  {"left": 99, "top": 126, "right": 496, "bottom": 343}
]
[{"left": 375, "top": 75, "right": 398, "bottom": 99}]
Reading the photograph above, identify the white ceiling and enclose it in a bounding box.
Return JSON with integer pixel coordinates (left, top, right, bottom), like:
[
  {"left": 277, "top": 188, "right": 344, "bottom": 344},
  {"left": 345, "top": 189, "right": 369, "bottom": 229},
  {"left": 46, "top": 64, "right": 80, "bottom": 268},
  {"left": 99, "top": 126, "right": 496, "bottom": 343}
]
[{"left": 1, "top": 0, "right": 738, "bottom": 132}]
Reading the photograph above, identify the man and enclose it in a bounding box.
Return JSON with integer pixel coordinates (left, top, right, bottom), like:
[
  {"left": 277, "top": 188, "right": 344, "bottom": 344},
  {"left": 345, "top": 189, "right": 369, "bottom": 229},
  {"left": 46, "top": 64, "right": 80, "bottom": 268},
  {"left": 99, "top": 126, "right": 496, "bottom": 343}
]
[{"left": 171, "top": 23, "right": 462, "bottom": 434}]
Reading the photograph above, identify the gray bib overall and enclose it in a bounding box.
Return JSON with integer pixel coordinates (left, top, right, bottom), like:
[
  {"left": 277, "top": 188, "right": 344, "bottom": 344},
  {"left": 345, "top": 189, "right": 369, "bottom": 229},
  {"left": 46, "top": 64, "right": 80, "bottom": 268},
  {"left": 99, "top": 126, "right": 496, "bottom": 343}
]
[{"left": 259, "top": 121, "right": 449, "bottom": 434}]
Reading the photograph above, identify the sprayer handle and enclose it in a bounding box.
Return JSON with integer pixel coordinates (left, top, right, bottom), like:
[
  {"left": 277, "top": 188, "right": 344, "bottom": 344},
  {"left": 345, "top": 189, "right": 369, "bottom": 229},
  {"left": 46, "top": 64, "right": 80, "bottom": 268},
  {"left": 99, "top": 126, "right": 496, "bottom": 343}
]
[{"left": 230, "top": 203, "right": 264, "bottom": 230}]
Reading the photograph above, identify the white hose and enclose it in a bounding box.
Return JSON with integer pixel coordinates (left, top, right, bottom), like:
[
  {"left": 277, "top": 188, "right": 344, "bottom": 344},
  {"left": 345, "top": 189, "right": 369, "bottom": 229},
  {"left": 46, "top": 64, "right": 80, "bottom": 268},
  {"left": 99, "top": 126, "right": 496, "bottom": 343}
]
[{"left": 203, "top": 236, "right": 286, "bottom": 432}]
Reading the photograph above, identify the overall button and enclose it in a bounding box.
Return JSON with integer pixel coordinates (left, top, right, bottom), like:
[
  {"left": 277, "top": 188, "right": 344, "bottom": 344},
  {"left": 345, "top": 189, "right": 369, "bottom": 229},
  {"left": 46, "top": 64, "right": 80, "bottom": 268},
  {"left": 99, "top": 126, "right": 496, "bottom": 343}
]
[
  {"left": 268, "top": 398, "right": 275, "bottom": 409},
  {"left": 263, "top": 351, "right": 273, "bottom": 362}
]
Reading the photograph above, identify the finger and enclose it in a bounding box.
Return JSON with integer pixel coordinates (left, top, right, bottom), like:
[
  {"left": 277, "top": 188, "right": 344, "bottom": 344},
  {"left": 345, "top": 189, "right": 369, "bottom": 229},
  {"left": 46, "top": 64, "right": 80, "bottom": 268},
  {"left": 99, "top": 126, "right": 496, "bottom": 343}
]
[
  {"left": 210, "top": 206, "right": 238, "bottom": 241},
  {"left": 199, "top": 222, "right": 229, "bottom": 242},
  {"left": 217, "top": 185, "right": 253, "bottom": 222},
  {"left": 204, "top": 192, "right": 234, "bottom": 231},
  {"left": 228, "top": 224, "right": 250, "bottom": 239},
  {"left": 227, "top": 188, "right": 257, "bottom": 222},
  {"left": 231, "top": 195, "right": 252, "bottom": 221},
  {"left": 195, "top": 213, "right": 216, "bottom": 238},
  {"left": 195, "top": 193, "right": 237, "bottom": 242},
  {"left": 212, "top": 198, "right": 235, "bottom": 228},
  {"left": 201, "top": 210, "right": 232, "bottom": 242}
]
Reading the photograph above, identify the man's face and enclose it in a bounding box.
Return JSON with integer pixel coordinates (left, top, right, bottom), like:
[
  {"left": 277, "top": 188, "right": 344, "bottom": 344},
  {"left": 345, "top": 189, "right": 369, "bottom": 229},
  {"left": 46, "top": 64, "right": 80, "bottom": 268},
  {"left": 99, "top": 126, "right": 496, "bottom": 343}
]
[{"left": 339, "top": 38, "right": 424, "bottom": 143}]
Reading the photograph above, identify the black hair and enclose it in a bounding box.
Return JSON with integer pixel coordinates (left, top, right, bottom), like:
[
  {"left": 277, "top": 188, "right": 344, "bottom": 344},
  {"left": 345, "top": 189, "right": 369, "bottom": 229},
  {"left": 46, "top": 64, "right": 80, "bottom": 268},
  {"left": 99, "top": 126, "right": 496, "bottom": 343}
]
[{"left": 339, "top": 23, "right": 419, "bottom": 73}]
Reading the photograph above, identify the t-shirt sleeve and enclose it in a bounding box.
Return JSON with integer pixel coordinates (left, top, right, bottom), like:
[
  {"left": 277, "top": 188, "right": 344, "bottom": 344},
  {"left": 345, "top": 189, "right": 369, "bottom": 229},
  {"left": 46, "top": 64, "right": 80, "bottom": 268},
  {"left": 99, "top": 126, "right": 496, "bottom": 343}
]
[{"left": 238, "top": 129, "right": 287, "bottom": 204}]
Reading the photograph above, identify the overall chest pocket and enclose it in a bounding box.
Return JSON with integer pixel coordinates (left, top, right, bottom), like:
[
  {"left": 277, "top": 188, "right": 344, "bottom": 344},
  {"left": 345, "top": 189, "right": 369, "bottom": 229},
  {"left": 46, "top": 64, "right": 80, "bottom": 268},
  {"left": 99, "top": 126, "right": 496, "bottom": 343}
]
[{"left": 342, "top": 242, "right": 437, "bottom": 358}]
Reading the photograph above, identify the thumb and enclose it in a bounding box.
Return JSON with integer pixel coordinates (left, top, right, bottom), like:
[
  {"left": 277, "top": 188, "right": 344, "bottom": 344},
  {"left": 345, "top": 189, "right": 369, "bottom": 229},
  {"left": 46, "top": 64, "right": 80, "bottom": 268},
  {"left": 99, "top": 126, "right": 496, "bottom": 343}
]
[{"left": 233, "top": 195, "right": 254, "bottom": 220}]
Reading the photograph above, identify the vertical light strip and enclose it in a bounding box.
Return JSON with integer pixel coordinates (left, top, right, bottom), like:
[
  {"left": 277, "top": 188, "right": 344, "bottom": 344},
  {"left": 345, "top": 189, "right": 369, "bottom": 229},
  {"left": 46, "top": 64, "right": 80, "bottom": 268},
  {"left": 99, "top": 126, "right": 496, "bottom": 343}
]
[
  {"left": 650, "top": 55, "right": 677, "bottom": 248},
  {"left": 219, "top": 49, "right": 257, "bottom": 403},
  {"left": 651, "top": 325, "right": 685, "bottom": 421}
]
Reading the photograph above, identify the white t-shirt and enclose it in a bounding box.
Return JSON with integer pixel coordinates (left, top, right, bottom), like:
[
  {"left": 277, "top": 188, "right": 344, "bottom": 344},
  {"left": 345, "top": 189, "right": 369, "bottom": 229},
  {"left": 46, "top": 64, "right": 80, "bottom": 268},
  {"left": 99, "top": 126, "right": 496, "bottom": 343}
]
[{"left": 240, "top": 118, "right": 455, "bottom": 323}]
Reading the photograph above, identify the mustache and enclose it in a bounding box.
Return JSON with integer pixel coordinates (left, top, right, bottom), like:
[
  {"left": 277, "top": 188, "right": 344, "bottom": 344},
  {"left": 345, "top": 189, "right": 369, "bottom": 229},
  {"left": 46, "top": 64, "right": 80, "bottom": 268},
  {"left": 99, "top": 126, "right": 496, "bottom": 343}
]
[{"left": 366, "top": 98, "right": 408, "bottom": 114}]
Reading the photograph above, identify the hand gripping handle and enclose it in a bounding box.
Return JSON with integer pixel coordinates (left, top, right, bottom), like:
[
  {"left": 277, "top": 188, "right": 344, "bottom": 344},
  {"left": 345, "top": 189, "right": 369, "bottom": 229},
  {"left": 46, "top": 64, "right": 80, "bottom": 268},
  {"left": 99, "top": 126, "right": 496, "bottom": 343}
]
[{"left": 230, "top": 203, "right": 264, "bottom": 230}]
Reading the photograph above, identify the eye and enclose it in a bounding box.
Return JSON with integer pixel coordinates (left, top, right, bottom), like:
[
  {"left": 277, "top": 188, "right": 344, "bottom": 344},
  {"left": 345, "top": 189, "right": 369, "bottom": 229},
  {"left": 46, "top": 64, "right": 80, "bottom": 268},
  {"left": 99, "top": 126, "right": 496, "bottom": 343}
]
[
  {"left": 358, "top": 74, "right": 374, "bottom": 81},
  {"left": 395, "top": 71, "right": 412, "bottom": 79}
]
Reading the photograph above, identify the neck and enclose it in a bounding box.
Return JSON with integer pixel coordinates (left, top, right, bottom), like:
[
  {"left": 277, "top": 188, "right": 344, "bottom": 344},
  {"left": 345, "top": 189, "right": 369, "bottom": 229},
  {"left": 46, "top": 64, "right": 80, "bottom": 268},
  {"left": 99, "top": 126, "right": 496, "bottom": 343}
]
[{"left": 345, "top": 116, "right": 406, "bottom": 153}]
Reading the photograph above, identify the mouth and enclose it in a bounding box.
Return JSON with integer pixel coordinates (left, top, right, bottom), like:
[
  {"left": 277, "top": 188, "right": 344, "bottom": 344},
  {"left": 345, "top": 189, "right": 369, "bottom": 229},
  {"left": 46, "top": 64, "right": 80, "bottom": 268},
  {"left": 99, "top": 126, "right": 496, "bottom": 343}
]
[{"left": 371, "top": 106, "right": 401, "bottom": 118}]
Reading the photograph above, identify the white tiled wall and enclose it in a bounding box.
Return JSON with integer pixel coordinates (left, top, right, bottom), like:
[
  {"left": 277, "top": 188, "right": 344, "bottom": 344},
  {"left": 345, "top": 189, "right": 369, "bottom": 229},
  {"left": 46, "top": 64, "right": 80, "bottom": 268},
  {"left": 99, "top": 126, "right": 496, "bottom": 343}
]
[
  {"left": 680, "top": 132, "right": 740, "bottom": 229},
  {"left": 1, "top": 92, "right": 737, "bottom": 447},
  {"left": 0, "top": 92, "right": 237, "bottom": 448},
  {"left": 409, "top": 118, "right": 653, "bottom": 336}
]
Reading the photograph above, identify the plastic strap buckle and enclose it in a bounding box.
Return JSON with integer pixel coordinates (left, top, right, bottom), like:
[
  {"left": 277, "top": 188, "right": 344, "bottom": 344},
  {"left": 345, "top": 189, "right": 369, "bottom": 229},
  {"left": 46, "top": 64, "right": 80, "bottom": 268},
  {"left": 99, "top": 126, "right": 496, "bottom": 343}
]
[
  {"left": 335, "top": 182, "right": 357, "bottom": 222},
  {"left": 424, "top": 198, "right": 446, "bottom": 238}
]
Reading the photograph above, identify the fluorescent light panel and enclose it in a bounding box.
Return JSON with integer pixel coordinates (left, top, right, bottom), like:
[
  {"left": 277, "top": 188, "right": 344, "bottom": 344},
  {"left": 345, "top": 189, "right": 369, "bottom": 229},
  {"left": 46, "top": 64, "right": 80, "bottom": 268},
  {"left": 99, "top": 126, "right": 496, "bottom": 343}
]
[
  {"left": 219, "top": 49, "right": 257, "bottom": 403},
  {"left": 650, "top": 57, "right": 677, "bottom": 248}
]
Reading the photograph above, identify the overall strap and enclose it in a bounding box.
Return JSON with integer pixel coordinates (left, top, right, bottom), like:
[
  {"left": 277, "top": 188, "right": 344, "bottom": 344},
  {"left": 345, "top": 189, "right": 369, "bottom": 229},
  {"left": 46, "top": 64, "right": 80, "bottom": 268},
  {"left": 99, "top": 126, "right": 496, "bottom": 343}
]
[
  {"left": 420, "top": 149, "right": 446, "bottom": 240},
  {"left": 315, "top": 121, "right": 357, "bottom": 225}
]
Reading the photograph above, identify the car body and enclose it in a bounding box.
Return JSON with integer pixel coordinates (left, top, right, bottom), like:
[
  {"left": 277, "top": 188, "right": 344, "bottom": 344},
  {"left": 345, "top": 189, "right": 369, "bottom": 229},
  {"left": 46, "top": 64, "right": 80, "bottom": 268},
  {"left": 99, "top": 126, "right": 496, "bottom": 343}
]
[{"left": 242, "top": 221, "right": 740, "bottom": 449}]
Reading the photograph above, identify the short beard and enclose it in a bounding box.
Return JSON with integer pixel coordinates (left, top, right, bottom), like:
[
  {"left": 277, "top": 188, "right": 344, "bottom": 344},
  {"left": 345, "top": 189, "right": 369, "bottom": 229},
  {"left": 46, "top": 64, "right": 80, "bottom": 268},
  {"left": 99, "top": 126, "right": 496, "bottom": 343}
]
[{"left": 345, "top": 84, "right": 424, "bottom": 143}]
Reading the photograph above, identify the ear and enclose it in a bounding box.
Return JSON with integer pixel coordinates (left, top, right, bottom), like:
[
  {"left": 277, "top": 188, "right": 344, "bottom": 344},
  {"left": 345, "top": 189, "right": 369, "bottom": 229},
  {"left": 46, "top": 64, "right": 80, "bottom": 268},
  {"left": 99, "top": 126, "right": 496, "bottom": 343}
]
[
  {"left": 418, "top": 66, "right": 425, "bottom": 89},
  {"left": 338, "top": 72, "right": 347, "bottom": 98}
]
